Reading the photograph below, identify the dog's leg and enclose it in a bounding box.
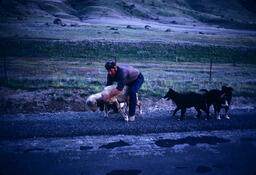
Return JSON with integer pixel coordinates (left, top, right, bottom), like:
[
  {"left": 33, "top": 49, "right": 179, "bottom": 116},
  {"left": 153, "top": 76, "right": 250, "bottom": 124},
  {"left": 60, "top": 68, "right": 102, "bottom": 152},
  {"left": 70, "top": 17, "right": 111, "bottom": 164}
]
[
  {"left": 222, "top": 99, "right": 230, "bottom": 119},
  {"left": 214, "top": 104, "right": 221, "bottom": 120},
  {"left": 224, "top": 106, "right": 230, "bottom": 119},
  {"left": 179, "top": 108, "right": 186, "bottom": 120},
  {"left": 203, "top": 105, "right": 210, "bottom": 120},
  {"left": 172, "top": 107, "right": 180, "bottom": 117},
  {"left": 195, "top": 107, "right": 201, "bottom": 118},
  {"left": 216, "top": 112, "right": 221, "bottom": 120}
]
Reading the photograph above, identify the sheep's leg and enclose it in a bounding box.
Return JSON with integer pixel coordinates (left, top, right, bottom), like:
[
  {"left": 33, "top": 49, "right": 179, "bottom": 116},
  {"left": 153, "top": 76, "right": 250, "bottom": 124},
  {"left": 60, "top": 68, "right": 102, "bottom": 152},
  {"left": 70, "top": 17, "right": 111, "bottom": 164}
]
[
  {"left": 136, "top": 94, "right": 142, "bottom": 115},
  {"left": 125, "top": 103, "right": 129, "bottom": 113},
  {"left": 125, "top": 94, "right": 142, "bottom": 115},
  {"left": 104, "top": 104, "right": 109, "bottom": 118},
  {"left": 125, "top": 96, "right": 130, "bottom": 113},
  {"left": 115, "top": 100, "right": 128, "bottom": 122}
]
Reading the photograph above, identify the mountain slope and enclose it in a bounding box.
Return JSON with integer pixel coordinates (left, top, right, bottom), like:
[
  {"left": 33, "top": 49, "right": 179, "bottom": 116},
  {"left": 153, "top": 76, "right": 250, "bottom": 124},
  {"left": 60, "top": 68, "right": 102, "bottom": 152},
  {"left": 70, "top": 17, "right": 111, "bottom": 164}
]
[{"left": 0, "top": 0, "right": 256, "bottom": 29}]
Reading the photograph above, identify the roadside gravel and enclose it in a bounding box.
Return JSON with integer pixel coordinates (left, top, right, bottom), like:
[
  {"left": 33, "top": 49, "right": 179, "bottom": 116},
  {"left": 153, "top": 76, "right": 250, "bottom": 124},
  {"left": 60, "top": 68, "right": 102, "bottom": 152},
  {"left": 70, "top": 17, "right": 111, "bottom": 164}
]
[{"left": 1, "top": 109, "right": 256, "bottom": 139}]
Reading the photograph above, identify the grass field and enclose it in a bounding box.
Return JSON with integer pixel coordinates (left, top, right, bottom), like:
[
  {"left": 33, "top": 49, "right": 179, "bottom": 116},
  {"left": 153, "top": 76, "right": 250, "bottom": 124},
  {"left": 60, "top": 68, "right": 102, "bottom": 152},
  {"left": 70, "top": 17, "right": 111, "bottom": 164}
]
[{"left": 1, "top": 57, "right": 256, "bottom": 98}]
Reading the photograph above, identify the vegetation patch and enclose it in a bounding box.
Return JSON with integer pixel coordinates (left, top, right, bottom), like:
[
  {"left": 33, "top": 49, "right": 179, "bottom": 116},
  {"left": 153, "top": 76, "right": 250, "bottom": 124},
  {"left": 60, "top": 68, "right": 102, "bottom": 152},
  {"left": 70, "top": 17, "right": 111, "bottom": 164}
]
[
  {"left": 1, "top": 57, "right": 256, "bottom": 99},
  {"left": 1, "top": 39, "right": 255, "bottom": 64}
]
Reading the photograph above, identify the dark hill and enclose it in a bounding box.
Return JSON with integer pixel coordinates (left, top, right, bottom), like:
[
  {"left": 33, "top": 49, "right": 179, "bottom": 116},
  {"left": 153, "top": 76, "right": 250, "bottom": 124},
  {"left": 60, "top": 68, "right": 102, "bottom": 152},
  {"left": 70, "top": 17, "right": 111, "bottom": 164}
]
[{"left": 0, "top": 0, "right": 255, "bottom": 30}]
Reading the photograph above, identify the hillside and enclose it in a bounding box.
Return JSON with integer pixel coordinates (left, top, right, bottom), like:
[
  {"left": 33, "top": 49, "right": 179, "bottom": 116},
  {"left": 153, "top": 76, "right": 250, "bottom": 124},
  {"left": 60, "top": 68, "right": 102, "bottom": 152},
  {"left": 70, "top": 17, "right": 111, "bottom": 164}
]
[
  {"left": 0, "top": 0, "right": 256, "bottom": 61},
  {"left": 0, "top": 0, "right": 256, "bottom": 29}
]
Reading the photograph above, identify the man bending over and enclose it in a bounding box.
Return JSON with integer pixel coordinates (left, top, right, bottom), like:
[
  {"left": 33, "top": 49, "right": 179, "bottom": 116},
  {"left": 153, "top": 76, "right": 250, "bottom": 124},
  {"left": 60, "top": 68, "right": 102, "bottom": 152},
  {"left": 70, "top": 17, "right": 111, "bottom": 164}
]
[{"left": 102, "top": 61, "right": 144, "bottom": 122}]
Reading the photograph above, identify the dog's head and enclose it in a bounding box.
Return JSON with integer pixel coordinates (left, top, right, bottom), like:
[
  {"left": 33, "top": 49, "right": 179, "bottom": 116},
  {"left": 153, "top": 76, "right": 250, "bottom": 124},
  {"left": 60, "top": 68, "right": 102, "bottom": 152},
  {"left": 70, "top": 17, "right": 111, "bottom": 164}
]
[
  {"left": 164, "top": 88, "right": 176, "bottom": 100},
  {"left": 86, "top": 93, "right": 102, "bottom": 112},
  {"left": 220, "top": 86, "right": 233, "bottom": 107},
  {"left": 222, "top": 86, "right": 233, "bottom": 100}
]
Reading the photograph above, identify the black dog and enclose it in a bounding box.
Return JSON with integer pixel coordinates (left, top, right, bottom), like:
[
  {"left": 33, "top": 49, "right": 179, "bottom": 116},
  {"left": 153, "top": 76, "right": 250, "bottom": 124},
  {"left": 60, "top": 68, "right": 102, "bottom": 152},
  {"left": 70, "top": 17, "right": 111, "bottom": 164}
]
[
  {"left": 201, "top": 86, "right": 233, "bottom": 120},
  {"left": 164, "top": 88, "right": 209, "bottom": 120}
]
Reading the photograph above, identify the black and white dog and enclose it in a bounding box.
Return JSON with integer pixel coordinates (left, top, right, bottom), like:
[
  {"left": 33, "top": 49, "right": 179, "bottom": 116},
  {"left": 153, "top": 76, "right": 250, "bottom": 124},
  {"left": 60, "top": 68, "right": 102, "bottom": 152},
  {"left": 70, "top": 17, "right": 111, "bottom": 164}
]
[{"left": 201, "top": 86, "right": 233, "bottom": 120}]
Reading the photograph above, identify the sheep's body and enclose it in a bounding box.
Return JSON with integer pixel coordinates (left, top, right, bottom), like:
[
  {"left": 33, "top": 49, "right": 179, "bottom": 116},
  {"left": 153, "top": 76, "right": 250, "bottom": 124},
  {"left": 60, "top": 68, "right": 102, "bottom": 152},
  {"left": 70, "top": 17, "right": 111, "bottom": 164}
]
[{"left": 102, "top": 85, "right": 128, "bottom": 103}]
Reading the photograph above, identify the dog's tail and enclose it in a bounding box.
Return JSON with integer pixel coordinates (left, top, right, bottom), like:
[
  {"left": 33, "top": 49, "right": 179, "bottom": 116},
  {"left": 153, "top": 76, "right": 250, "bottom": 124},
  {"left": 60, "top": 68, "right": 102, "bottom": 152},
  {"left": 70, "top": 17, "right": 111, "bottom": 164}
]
[{"left": 200, "top": 89, "right": 208, "bottom": 93}]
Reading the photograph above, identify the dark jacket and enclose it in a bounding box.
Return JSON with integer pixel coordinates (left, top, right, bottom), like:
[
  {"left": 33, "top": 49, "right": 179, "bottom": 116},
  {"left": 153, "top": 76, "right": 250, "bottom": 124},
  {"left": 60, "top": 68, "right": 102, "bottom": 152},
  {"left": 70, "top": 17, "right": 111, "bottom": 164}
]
[{"left": 106, "top": 65, "right": 140, "bottom": 91}]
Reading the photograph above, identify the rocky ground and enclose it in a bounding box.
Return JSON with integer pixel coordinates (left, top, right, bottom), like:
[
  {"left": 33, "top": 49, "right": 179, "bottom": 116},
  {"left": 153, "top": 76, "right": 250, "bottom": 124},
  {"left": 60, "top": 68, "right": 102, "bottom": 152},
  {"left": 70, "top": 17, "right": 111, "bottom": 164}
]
[
  {"left": 1, "top": 129, "right": 256, "bottom": 175},
  {"left": 1, "top": 86, "right": 255, "bottom": 115},
  {"left": 1, "top": 87, "right": 256, "bottom": 175}
]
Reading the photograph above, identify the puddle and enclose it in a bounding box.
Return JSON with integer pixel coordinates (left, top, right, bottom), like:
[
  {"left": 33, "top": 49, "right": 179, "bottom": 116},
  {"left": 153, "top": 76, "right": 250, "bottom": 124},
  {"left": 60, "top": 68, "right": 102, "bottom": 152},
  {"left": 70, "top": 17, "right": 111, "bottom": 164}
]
[
  {"left": 196, "top": 165, "right": 212, "bottom": 173},
  {"left": 106, "top": 169, "right": 141, "bottom": 175},
  {"left": 155, "top": 136, "right": 230, "bottom": 148},
  {"left": 80, "top": 146, "right": 93, "bottom": 151},
  {"left": 176, "top": 166, "right": 187, "bottom": 169},
  {"left": 240, "top": 137, "right": 256, "bottom": 142},
  {"left": 24, "top": 147, "right": 44, "bottom": 153},
  {"left": 99, "top": 140, "right": 130, "bottom": 149},
  {"left": 213, "top": 163, "right": 225, "bottom": 169}
]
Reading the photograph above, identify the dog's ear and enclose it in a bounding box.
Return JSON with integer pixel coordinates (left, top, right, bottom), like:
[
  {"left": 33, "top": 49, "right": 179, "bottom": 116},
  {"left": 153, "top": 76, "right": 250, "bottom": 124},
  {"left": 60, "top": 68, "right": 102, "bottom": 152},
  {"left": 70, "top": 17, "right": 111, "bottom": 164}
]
[
  {"left": 164, "top": 91, "right": 169, "bottom": 98},
  {"left": 170, "top": 88, "right": 176, "bottom": 93},
  {"left": 164, "top": 93, "right": 171, "bottom": 100},
  {"left": 222, "top": 86, "right": 233, "bottom": 92},
  {"left": 200, "top": 89, "right": 208, "bottom": 93},
  {"left": 222, "top": 86, "right": 229, "bottom": 91}
]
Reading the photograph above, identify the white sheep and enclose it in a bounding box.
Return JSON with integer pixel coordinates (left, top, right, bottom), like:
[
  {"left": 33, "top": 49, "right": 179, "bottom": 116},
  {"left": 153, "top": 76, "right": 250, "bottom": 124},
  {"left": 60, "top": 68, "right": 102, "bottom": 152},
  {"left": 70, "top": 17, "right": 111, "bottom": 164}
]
[{"left": 86, "top": 85, "right": 142, "bottom": 121}]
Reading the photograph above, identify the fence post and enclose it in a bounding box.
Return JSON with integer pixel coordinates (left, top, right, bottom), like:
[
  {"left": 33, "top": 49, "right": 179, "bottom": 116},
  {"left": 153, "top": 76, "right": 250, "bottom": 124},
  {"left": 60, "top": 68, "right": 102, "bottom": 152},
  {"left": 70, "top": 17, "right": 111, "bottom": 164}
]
[
  {"left": 209, "top": 58, "right": 212, "bottom": 82},
  {"left": 174, "top": 45, "right": 178, "bottom": 62},
  {"left": 1, "top": 50, "right": 8, "bottom": 86}
]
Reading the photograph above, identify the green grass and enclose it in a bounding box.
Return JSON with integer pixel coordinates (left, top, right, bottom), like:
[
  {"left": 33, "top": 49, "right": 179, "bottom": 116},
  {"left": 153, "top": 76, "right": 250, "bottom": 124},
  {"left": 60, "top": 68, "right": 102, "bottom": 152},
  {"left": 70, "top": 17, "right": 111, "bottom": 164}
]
[
  {"left": 1, "top": 39, "right": 255, "bottom": 64},
  {"left": 1, "top": 57, "right": 256, "bottom": 98},
  {"left": 63, "top": 92, "right": 72, "bottom": 97}
]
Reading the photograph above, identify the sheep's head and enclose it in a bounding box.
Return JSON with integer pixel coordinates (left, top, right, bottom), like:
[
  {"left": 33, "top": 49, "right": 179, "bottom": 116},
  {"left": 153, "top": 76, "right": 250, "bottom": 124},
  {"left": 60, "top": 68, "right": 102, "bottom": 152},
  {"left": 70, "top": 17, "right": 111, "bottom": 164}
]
[
  {"left": 86, "top": 93, "right": 101, "bottom": 112},
  {"left": 86, "top": 100, "right": 97, "bottom": 112}
]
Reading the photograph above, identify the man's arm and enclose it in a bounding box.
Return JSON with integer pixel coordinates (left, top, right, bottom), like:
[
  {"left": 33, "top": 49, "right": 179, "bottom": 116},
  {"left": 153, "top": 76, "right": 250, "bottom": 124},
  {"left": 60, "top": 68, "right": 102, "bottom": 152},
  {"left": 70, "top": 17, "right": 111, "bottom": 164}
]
[
  {"left": 103, "top": 67, "right": 123, "bottom": 101},
  {"left": 106, "top": 74, "right": 113, "bottom": 86}
]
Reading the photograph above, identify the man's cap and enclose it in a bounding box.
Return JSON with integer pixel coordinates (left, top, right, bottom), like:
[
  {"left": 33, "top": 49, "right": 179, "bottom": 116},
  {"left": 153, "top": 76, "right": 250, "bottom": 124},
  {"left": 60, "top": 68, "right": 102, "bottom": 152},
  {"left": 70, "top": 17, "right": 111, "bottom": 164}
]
[{"left": 105, "top": 61, "right": 116, "bottom": 70}]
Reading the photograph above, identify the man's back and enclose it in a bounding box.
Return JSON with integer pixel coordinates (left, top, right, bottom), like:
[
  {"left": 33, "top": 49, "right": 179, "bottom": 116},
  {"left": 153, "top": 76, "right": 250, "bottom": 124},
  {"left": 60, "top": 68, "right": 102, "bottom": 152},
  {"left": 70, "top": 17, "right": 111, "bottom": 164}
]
[{"left": 118, "top": 65, "right": 140, "bottom": 85}]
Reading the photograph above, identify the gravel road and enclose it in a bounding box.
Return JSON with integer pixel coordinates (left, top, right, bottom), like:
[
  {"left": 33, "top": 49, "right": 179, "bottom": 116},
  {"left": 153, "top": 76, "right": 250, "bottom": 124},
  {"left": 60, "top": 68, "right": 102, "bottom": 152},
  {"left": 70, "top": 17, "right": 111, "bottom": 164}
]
[{"left": 1, "top": 109, "right": 256, "bottom": 139}]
